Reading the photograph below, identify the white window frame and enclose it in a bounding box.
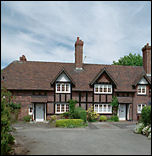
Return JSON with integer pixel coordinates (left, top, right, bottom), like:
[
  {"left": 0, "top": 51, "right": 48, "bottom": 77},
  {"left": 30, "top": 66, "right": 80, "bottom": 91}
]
[
  {"left": 94, "top": 104, "right": 112, "bottom": 114},
  {"left": 56, "top": 83, "right": 71, "bottom": 93},
  {"left": 137, "top": 104, "right": 146, "bottom": 114},
  {"left": 94, "top": 84, "right": 112, "bottom": 94},
  {"left": 55, "top": 104, "right": 69, "bottom": 114},
  {"left": 137, "top": 85, "right": 146, "bottom": 95}
]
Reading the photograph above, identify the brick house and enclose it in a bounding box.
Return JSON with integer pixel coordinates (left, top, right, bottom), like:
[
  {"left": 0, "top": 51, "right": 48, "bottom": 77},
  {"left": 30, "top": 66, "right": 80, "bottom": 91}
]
[{"left": 1, "top": 37, "right": 151, "bottom": 122}]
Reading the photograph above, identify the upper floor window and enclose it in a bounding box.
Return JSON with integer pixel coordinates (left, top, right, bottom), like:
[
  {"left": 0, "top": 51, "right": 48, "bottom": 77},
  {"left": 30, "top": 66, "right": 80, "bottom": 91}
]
[
  {"left": 56, "top": 83, "right": 71, "bottom": 93},
  {"left": 137, "top": 104, "right": 146, "bottom": 113},
  {"left": 94, "top": 84, "right": 112, "bottom": 94},
  {"left": 137, "top": 85, "right": 146, "bottom": 95}
]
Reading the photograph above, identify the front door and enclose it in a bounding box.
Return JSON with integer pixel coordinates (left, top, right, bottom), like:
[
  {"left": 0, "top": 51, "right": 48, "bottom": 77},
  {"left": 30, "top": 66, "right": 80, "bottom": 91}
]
[
  {"left": 118, "top": 104, "right": 126, "bottom": 120},
  {"left": 36, "top": 104, "right": 44, "bottom": 122}
]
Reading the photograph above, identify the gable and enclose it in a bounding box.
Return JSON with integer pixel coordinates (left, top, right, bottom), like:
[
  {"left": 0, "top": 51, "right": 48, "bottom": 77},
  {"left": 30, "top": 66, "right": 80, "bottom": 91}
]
[
  {"left": 90, "top": 67, "right": 117, "bottom": 87},
  {"left": 56, "top": 73, "right": 70, "bottom": 82},
  {"left": 97, "top": 73, "right": 111, "bottom": 83},
  {"left": 138, "top": 77, "right": 148, "bottom": 85}
]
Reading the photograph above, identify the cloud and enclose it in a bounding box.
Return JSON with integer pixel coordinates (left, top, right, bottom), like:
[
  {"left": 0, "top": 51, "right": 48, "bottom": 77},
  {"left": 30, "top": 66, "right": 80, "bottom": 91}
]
[{"left": 1, "top": 1, "right": 151, "bottom": 69}]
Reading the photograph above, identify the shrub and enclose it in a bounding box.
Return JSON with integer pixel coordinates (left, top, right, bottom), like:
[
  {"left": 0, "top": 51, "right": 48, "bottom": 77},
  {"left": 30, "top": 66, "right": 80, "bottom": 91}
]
[
  {"left": 68, "top": 99, "right": 77, "bottom": 118},
  {"left": 56, "top": 119, "right": 84, "bottom": 128},
  {"left": 110, "top": 96, "right": 119, "bottom": 116},
  {"left": 62, "top": 112, "right": 70, "bottom": 119},
  {"left": 87, "top": 106, "right": 99, "bottom": 122},
  {"left": 142, "top": 125, "right": 150, "bottom": 136},
  {"left": 23, "top": 115, "right": 31, "bottom": 122},
  {"left": 100, "top": 115, "right": 107, "bottom": 121},
  {"left": 109, "top": 116, "right": 119, "bottom": 122},
  {"left": 134, "top": 123, "right": 145, "bottom": 134},
  {"left": 50, "top": 115, "right": 57, "bottom": 122},
  {"left": 73, "top": 107, "right": 87, "bottom": 122},
  {"left": 1, "top": 87, "right": 17, "bottom": 155},
  {"left": 141, "top": 106, "right": 151, "bottom": 126}
]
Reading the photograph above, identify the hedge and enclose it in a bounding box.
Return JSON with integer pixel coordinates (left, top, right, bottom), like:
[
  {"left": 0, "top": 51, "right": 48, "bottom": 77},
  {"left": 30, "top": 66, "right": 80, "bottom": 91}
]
[{"left": 56, "top": 119, "right": 84, "bottom": 128}]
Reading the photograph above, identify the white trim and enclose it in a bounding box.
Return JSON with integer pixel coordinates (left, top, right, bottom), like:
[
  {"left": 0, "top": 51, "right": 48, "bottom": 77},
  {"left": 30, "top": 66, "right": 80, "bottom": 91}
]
[
  {"left": 56, "top": 83, "right": 71, "bottom": 93},
  {"left": 94, "top": 104, "right": 112, "bottom": 114},
  {"left": 56, "top": 73, "right": 70, "bottom": 82},
  {"left": 94, "top": 84, "right": 112, "bottom": 94},
  {"left": 138, "top": 77, "right": 148, "bottom": 84}
]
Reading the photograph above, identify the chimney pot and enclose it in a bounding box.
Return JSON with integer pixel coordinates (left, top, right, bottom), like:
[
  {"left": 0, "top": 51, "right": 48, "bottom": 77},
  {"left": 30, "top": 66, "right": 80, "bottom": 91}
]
[{"left": 19, "top": 55, "right": 27, "bottom": 61}]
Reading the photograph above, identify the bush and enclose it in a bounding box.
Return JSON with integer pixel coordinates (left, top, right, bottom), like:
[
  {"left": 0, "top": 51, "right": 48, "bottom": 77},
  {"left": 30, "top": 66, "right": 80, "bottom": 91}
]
[
  {"left": 100, "top": 115, "right": 107, "bottom": 121},
  {"left": 73, "top": 107, "right": 87, "bottom": 122},
  {"left": 142, "top": 125, "right": 150, "bottom": 136},
  {"left": 50, "top": 115, "right": 57, "bottom": 122},
  {"left": 134, "top": 123, "right": 145, "bottom": 134},
  {"left": 87, "top": 106, "right": 99, "bottom": 122},
  {"left": 1, "top": 87, "right": 17, "bottom": 155},
  {"left": 108, "top": 116, "right": 119, "bottom": 122},
  {"left": 56, "top": 119, "right": 84, "bottom": 128},
  {"left": 62, "top": 112, "right": 70, "bottom": 119},
  {"left": 141, "top": 106, "right": 151, "bottom": 126},
  {"left": 23, "top": 115, "right": 31, "bottom": 122},
  {"left": 68, "top": 99, "right": 77, "bottom": 118}
]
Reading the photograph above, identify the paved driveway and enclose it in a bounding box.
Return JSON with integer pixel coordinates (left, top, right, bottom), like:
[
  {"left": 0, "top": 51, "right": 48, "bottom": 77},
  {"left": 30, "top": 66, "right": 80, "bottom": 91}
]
[{"left": 12, "top": 122, "right": 151, "bottom": 155}]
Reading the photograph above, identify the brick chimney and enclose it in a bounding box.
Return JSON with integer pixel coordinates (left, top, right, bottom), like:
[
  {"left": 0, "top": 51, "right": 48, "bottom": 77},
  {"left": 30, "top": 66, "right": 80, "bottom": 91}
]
[
  {"left": 75, "top": 37, "right": 83, "bottom": 70},
  {"left": 19, "top": 55, "right": 27, "bottom": 61},
  {"left": 142, "top": 43, "right": 151, "bottom": 76}
]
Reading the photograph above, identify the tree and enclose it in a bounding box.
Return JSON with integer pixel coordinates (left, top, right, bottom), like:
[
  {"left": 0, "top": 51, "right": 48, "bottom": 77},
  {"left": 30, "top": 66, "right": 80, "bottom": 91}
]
[
  {"left": 113, "top": 53, "right": 143, "bottom": 66},
  {"left": 1, "top": 87, "right": 21, "bottom": 155}
]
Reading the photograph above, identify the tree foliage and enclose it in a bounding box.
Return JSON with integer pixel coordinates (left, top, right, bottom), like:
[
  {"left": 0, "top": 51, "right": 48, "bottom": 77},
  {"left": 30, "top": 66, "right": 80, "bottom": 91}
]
[
  {"left": 1, "top": 87, "right": 21, "bottom": 155},
  {"left": 113, "top": 53, "right": 143, "bottom": 66},
  {"left": 110, "top": 96, "right": 119, "bottom": 116}
]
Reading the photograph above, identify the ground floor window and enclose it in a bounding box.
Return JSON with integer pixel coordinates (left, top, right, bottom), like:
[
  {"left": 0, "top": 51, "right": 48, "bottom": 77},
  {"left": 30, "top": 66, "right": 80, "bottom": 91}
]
[
  {"left": 56, "top": 104, "right": 69, "bottom": 113},
  {"left": 137, "top": 104, "right": 146, "bottom": 113},
  {"left": 94, "top": 104, "right": 112, "bottom": 113}
]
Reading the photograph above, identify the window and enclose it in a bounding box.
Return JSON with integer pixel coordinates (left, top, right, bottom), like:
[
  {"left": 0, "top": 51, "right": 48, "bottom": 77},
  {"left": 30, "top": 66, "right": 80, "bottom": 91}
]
[
  {"left": 137, "top": 104, "right": 146, "bottom": 113},
  {"left": 137, "top": 85, "right": 146, "bottom": 95},
  {"left": 56, "top": 104, "right": 69, "bottom": 113},
  {"left": 94, "top": 104, "right": 112, "bottom": 113},
  {"left": 94, "top": 84, "right": 112, "bottom": 94},
  {"left": 56, "top": 83, "right": 70, "bottom": 93}
]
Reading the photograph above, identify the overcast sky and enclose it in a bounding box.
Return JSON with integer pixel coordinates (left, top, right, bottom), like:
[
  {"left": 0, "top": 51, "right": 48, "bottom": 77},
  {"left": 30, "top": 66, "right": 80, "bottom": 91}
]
[{"left": 1, "top": 1, "right": 151, "bottom": 69}]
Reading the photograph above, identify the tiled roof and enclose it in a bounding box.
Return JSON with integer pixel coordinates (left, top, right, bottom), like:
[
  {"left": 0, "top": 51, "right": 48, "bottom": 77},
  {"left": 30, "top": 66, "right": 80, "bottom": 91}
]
[{"left": 1, "top": 60, "right": 151, "bottom": 92}]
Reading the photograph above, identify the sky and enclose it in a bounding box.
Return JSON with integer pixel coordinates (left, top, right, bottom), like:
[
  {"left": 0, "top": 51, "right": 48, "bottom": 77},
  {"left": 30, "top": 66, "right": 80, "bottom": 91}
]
[{"left": 1, "top": 1, "right": 151, "bottom": 69}]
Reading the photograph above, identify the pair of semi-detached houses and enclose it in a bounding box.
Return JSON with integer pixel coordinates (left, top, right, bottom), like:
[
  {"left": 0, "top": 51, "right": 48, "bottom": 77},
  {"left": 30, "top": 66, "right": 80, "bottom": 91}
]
[{"left": 1, "top": 37, "right": 151, "bottom": 122}]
